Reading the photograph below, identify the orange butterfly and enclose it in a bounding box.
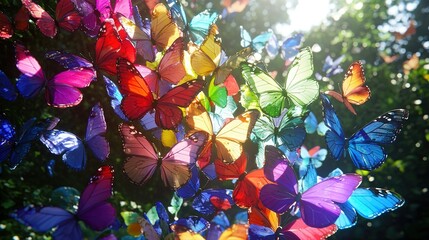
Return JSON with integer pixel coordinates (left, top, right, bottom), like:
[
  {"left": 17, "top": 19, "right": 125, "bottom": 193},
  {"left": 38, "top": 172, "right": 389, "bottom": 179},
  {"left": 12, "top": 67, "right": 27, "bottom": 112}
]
[
  {"left": 248, "top": 202, "right": 280, "bottom": 231},
  {"left": 392, "top": 20, "right": 416, "bottom": 41},
  {"left": 325, "top": 61, "right": 370, "bottom": 115}
]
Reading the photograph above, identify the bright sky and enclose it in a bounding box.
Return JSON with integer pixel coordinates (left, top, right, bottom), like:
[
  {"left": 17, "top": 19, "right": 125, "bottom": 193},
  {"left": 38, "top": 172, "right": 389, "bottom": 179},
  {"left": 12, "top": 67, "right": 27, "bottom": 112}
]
[{"left": 274, "top": 0, "right": 332, "bottom": 37}]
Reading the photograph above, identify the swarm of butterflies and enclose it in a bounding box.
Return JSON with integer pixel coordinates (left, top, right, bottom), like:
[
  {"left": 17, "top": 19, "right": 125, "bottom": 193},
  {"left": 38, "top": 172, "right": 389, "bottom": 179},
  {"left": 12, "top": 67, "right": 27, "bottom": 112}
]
[{"left": 0, "top": 0, "right": 409, "bottom": 239}]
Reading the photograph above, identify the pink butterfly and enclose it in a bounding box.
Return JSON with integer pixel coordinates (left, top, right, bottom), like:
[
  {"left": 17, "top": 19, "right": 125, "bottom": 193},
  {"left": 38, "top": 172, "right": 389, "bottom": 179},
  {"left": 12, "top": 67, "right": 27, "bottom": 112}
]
[{"left": 119, "top": 123, "right": 208, "bottom": 189}]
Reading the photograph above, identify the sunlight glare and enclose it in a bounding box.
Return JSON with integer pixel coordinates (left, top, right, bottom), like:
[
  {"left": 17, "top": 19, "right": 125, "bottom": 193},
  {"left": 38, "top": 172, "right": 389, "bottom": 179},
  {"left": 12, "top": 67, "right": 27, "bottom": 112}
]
[{"left": 274, "top": 0, "right": 331, "bottom": 37}]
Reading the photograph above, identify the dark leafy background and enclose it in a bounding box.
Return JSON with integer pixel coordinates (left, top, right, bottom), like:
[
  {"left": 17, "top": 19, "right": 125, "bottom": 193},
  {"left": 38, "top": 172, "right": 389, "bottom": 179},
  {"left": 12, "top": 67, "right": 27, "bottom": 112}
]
[{"left": 1, "top": 0, "right": 428, "bottom": 239}]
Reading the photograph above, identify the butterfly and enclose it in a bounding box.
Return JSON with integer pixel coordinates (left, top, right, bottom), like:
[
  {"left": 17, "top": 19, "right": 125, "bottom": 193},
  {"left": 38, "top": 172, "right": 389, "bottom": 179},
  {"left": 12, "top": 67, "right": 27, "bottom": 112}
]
[
  {"left": 119, "top": 123, "right": 207, "bottom": 189},
  {"left": 11, "top": 166, "right": 116, "bottom": 239},
  {"left": 151, "top": 3, "right": 181, "bottom": 50},
  {"left": 260, "top": 145, "right": 362, "bottom": 228},
  {"left": 403, "top": 53, "right": 419, "bottom": 75},
  {"left": 248, "top": 202, "right": 280, "bottom": 231},
  {"left": 40, "top": 103, "right": 110, "bottom": 170},
  {"left": 117, "top": 58, "right": 204, "bottom": 129},
  {"left": 0, "top": 70, "right": 18, "bottom": 101},
  {"left": 240, "top": 26, "right": 273, "bottom": 53},
  {"left": 315, "top": 55, "right": 345, "bottom": 80},
  {"left": 186, "top": 100, "right": 259, "bottom": 168},
  {"left": 253, "top": 108, "right": 306, "bottom": 151},
  {"left": 241, "top": 47, "right": 319, "bottom": 117},
  {"left": 0, "top": 7, "right": 29, "bottom": 39},
  {"left": 266, "top": 33, "right": 303, "bottom": 60},
  {"left": 15, "top": 43, "right": 95, "bottom": 108},
  {"left": 21, "top": 0, "right": 81, "bottom": 38},
  {"left": 95, "top": 19, "right": 136, "bottom": 75},
  {"left": 0, "top": 115, "right": 59, "bottom": 169},
  {"left": 325, "top": 61, "right": 370, "bottom": 115},
  {"left": 135, "top": 37, "right": 186, "bottom": 85},
  {"left": 118, "top": 7, "right": 155, "bottom": 62},
  {"left": 392, "top": 19, "right": 416, "bottom": 41},
  {"left": 166, "top": 0, "right": 218, "bottom": 46},
  {"left": 320, "top": 93, "right": 409, "bottom": 170},
  {"left": 192, "top": 188, "right": 234, "bottom": 215},
  {"left": 298, "top": 145, "right": 327, "bottom": 192},
  {"left": 190, "top": 25, "right": 222, "bottom": 77},
  {"left": 248, "top": 218, "right": 338, "bottom": 240}
]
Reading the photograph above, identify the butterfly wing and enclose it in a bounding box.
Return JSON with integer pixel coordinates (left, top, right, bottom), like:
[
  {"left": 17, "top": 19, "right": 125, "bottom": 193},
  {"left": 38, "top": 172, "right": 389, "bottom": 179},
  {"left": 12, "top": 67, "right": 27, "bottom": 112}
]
[
  {"left": 241, "top": 63, "right": 284, "bottom": 117},
  {"left": 77, "top": 166, "right": 116, "bottom": 231},
  {"left": 276, "top": 111, "right": 306, "bottom": 150},
  {"left": 348, "top": 109, "right": 408, "bottom": 170},
  {"left": 215, "top": 153, "right": 247, "bottom": 180},
  {"left": 22, "top": 0, "right": 57, "bottom": 37},
  {"left": 253, "top": 115, "right": 275, "bottom": 141},
  {"left": 46, "top": 68, "right": 94, "bottom": 107},
  {"left": 321, "top": 93, "right": 346, "bottom": 160},
  {"left": 348, "top": 188, "right": 405, "bottom": 220},
  {"left": 85, "top": 103, "right": 109, "bottom": 161},
  {"left": 117, "top": 58, "right": 154, "bottom": 120},
  {"left": 284, "top": 47, "right": 319, "bottom": 107},
  {"left": 280, "top": 33, "right": 303, "bottom": 60},
  {"left": 158, "top": 37, "right": 186, "bottom": 84},
  {"left": 160, "top": 132, "right": 207, "bottom": 189},
  {"left": 95, "top": 20, "right": 125, "bottom": 75},
  {"left": 300, "top": 173, "right": 362, "bottom": 228},
  {"left": 176, "top": 165, "right": 200, "bottom": 199},
  {"left": 45, "top": 50, "right": 94, "bottom": 69},
  {"left": 190, "top": 26, "right": 222, "bottom": 76},
  {"left": 11, "top": 206, "right": 81, "bottom": 238},
  {"left": 103, "top": 76, "right": 128, "bottom": 121},
  {"left": 0, "top": 70, "right": 17, "bottom": 101},
  {"left": 281, "top": 218, "right": 338, "bottom": 240},
  {"left": 155, "top": 80, "right": 204, "bottom": 129},
  {"left": 0, "top": 12, "right": 13, "bottom": 39},
  {"left": 215, "top": 110, "right": 259, "bottom": 163},
  {"left": 335, "top": 201, "right": 358, "bottom": 229},
  {"left": 233, "top": 169, "right": 271, "bottom": 208},
  {"left": 40, "top": 129, "right": 87, "bottom": 170},
  {"left": 188, "top": 10, "right": 218, "bottom": 45},
  {"left": 55, "top": 0, "right": 81, "bottom": 32},
  {"left": 192, "top": 189, "right": 234, "bottom": 215},
  {"left": 151, "top": 3, "right": 180, "bottom": 50},
  {"left": 120, "top": 123, "right": 159, "bottom": 185},
  {"left": 15, "top": 43, "right": 46, "bottom": 99}
]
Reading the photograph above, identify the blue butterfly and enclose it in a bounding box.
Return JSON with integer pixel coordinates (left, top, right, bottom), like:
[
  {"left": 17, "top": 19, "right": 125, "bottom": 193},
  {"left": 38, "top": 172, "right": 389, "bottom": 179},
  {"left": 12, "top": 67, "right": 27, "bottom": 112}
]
[
  {"left": 329, "top": 169, "right": 405, "bottom": 229},
  {"left": 320, "top": 93, "right": 409, "bottom": 170},
  {"left": 240, "top": 26, "right": 273, "bottom": 53},
  {"left": 192, "top": 189, "right": 234, "bottom": 216},
  {"left": 206, "top": 211, "right": 230, "bottom": 240},
  {"left": 315, "top": 55, "right": 345, "bottom": 81},
  {"left": 0, "top": 70, "right": 18, "bottom": 101},
  {"left": 266, "top": 33, "right": 304, "bottom": 60},
  {"left": 298, "top": 146, "right": 327, "bottom": 192},
  {"left": 39, "top": 103, "right": 109, "bottom": 170},
  {"left": 167, "top": 1, "right": 218, "bottom": 45},
  {"left": 171, "top": 216, "right": 210, "bottom": 234},
  {"left": 0, "top": 116, "right": 59, "bottom": 169}
]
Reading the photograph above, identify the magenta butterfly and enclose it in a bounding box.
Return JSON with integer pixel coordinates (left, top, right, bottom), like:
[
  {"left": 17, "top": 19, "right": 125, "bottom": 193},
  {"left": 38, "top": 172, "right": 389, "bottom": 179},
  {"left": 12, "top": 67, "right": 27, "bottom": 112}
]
[
  {"left": 15, "top": 43, "right": 95, "bottom": 108},
  {"left": 11, "top": 166, "right": 116, "bottom": 239},
  {"left": 119, "top": 123, "right": 207, "bottom": 189},
  {"left": 260, "top": 145, "right": 362, "bottom": 228}
]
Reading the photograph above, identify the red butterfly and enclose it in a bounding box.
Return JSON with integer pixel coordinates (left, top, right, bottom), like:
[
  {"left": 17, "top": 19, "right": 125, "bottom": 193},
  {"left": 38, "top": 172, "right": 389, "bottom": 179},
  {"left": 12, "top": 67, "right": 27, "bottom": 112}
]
[
  {"left": 95, "top": 19, "right": 136, "bottom": 75},
  {"left": 0, "top": 7, "right": 29, "bottom": 39},
  {"left": 117, "top": 58, "right": 204, "bottom": 129},
  {"left": 233, "top": 168, "right": 272, "bottom": 208},
  {"left": 21, "top": 0, "right": 81, "bottom": 38}
]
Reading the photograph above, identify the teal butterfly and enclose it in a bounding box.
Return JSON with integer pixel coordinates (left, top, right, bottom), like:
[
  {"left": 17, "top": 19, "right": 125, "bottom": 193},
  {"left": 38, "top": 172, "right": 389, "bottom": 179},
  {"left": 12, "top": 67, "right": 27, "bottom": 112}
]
[{"left": 241, "top": 47, "right": 319, "bottom": 117}]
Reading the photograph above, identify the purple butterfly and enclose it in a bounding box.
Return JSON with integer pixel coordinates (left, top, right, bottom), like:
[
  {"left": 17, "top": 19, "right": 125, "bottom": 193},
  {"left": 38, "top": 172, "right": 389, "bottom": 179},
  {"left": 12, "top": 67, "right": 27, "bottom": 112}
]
[
  {"left": 45, "top": 50, "right": 95, "bottom": 70},
  {"left": 260, "top": 145, "right": 362, "bottom": 228},
  {"left": 40, "top": 103, "right": 110, "bottom": 170},
  {"left": 11, "top": 166, "right": 116, "bottom": 239},
  {"left": 15, "top": 43, "right": 95, "bottom": 108},
  {"left": 71, "top": 0, "right": 132, "bottom": 37}
]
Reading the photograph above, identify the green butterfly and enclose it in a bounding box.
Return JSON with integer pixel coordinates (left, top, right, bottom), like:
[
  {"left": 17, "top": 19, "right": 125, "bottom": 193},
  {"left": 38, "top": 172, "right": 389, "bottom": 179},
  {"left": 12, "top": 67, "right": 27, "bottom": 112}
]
[{"left": 241, "top": 47, "right": 319, "bottom": 117}]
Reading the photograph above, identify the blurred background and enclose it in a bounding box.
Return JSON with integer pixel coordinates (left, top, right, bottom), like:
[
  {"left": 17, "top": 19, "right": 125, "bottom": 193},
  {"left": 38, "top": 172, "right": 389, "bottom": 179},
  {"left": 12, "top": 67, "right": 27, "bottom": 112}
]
[{"left": 1, "top": 0, "right": 428, "bottom": 239}]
